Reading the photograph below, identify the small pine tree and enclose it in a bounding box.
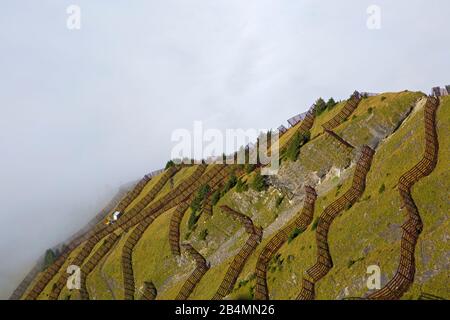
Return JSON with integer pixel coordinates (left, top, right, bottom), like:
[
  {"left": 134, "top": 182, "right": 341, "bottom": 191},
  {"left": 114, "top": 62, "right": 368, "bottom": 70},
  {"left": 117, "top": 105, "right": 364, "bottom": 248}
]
[
  {"left": 303, "top": 131, "right": 311, "bottom": 143},
  {"left": 275, "top": 195, "right": 284, "bottom": 208},
  {"left": 44, "top": 249, "right": 56, "bottom": 269},
  {"left": 187, "top": 210, "right": 200, "bottom": 230},
  {"left": 288, "top": 228, "right": 303, "bottom": 243},
  {"left": 223, "top": 175, "right": 237, "bottom": 193},
  {"left": 199, "top": 229, "right": 208, "bottom": 241},
  {"left": 245, "top": 163, "right": 256, "bottom": 174},
  {"left": 165, "top": 160, "right": 175, "bottom": 170},
  {"left": 187, "top": 184, "right": 210, "bottom": 230},
  {"left": 266, "top": 130, "right": 272, "bottom": 145},
  {"left": 326, "top": 97, "right": 337, "bottom": 110},
  {"left": 250, "top": 172, "right": 267, "bottom": 192},
  {"left": 311, "top": 218, "right": 319, "bottom": 231},
  {"left": 236, "top": 178, "right": 249, "bottom": 193},
  {"left": 190, "top": 184, "right": 210, "bottom": 213},
  {"left": 314, "top": 98, "right": 327, "bottom": 115},
  {"left": 285, "top": 132, "right": 302, "bottom": 162},
  {"left": 211, "top": 190, "right": 221, "bottom": 205}
]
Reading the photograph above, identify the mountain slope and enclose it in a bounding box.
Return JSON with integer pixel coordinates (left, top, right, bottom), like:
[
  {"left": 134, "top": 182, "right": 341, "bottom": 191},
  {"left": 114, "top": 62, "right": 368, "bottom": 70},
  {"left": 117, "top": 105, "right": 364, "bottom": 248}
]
[{"left": 15, "top": 91, "right": 448, "bottom": 300}]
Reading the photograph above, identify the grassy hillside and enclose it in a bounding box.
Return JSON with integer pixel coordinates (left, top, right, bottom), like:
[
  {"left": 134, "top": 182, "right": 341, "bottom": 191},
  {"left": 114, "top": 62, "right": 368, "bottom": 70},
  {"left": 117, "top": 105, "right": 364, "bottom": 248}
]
[{"left": 19, "top": 91, "right": 448, "bottom": 301}]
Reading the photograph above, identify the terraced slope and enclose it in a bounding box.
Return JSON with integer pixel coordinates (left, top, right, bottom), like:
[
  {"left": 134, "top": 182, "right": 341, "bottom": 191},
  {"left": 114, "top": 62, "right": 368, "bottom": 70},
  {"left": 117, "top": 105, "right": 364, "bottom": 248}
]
[{"left": 15, "top": 90, "right": 448, "bottom": 301}]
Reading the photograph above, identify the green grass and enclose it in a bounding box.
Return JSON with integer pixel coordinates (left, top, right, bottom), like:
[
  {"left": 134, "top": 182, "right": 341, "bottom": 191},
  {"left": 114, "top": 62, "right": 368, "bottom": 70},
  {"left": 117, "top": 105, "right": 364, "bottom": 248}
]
[
  {"left": 88, "top": 229, "right": 133, "bottom": 300},
  {"left": 153, "top": 165, "right": 199, "bottom": 202},
  {"left": 29, "top": 92, "right": 448, "bottom": 300},
  {"left": 404, "top": 96, "right": 450, "bottom": 299},
  {"left": 132, "top": 207, "right": 181, "bottom": 299},
  {"left": 38, "top": 243, "right": 86, "bottom": 300},
  {"left": 337, "top": 91, "right": 424, "bottom": 147},
  {"left": 227, "top": 92, "right": 447, "bottom": 300},
  {"left": 124, "top": 171, "right": 166, "bottom": 212},
  {"left": 309, "top": 101, "right": 348, "bottom": 138}
]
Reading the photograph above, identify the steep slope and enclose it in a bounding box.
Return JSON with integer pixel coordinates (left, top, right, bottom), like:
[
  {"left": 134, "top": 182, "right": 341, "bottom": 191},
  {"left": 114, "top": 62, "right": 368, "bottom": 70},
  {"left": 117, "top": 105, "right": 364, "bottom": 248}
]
[{"left": 15, "top": 90, "right": 448, "bottom": 301}]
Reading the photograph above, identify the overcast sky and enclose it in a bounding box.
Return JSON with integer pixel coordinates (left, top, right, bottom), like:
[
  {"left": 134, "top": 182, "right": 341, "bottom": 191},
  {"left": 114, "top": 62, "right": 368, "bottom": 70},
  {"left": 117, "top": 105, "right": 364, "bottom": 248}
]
[{"left": 0, "top": 0, "right": 449, "bottom": 298}]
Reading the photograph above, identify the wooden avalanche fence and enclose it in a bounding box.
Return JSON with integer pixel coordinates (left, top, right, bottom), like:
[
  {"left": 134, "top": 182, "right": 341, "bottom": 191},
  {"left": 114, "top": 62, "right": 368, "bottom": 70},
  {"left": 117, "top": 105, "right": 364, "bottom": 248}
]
[
  {"left": 169, "top": 166, "right": 230, "bottom": 256},
  {"left": 119, "top": 165, "right": 208, "bottom": 234},
  {"left": 140, "top": 281, "right": 157, "bottom": 300},
  {"left": 323, "top": 129, "right": 355, "bottom": 150},
  {"left": 202, "top": 189, "right": 216, "bottom": 216},
  {"left": 167, "top": 203, "right": 191, "bottom": 256},
  {"left": 123, "top": 207, "right": 193, "bottom": 299},
  {"left": 80, "top": 234, "right": 119, "bottom": 300},
  {"left": 122, "top": 164, "right": 231, "bottom": 299},
  {"left": 23, "top": 248, "right": 72, "bottom": 300},
  {"left": 118, "top": 166, "right": 179, "bottom": 221},
  {"left": 122, "top": 165, "right": 206, "bottom": 300},
  {"left": 175, "top": 244, "right": 210, "bottom": 300},
  {"left": 212, "top": 206, "right": 263, "bottom": 300},
  {"left": 418, "top": 292, "right": 446, "bottom": 300},
  {"left": 297, "top": 145, "right": 375, "bottom": 300},
  {"left": 367, "top": 97, "right": 440, "bottom": 300},
  {"left": 322, "top": 91, "right": 362, "bottom": 131},
  {"left": 113, "top": 172, "right": 154, "bottom": 214},
  {"left": 44, "top": 168, "right": 180, "bottom": 300},
  {"left": 24, "top": 227, "right": 108, "bottom": 300},
  {"left": 297, "top": 107, "right": 316, "bottom": 134},
  {"left": 22, "top": 167, "right": 178, "bottom": 300},
  {"left": 282, "top": 106, "right": 317, "bottom": 153},
  {"left": 47, "top": 233, "right": 105, "bottom": 299},
  {"left": 9, "top": 262, "right": 42, "bottom": 300},
  {"left": 254, "top": 186, "right": 317, "bottom": 300},
  {"left": 25, "top": 165, "right": 202, "bottom": 300}
]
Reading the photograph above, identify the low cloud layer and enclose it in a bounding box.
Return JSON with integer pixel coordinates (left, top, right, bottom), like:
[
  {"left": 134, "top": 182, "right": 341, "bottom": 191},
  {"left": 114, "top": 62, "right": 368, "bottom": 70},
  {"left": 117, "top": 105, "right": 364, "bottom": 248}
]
[{"left": 0, "top": 0, "right": 449, "bottom": 298}]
